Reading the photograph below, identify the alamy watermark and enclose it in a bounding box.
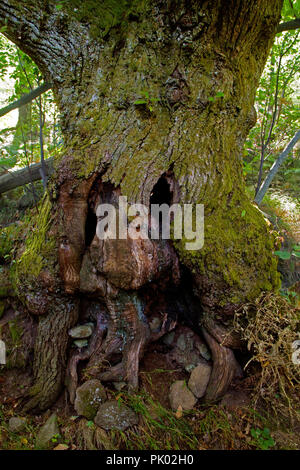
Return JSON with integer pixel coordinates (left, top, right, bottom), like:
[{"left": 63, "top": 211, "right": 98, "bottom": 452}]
[{"left": 95, "top": 196, "right": 204, "bottom": 251}]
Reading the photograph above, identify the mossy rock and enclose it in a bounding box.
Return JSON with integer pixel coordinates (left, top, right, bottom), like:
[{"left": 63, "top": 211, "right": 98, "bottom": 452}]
[{"left": 74, "top": 380, "right": 107, "bottom": 419}]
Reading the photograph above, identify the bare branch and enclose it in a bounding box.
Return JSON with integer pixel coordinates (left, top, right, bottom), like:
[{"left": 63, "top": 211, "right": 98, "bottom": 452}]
[
  {"left": 255, "top": 130, "right": 300, "bottom": 205},
  {"left": 0, "top": 83, "right": 52, "bottom": 118},
  {"left": 0, "top": 157, "right": 54, "bottom": 194},
  {"left": 277, "top": 18, "right": 300, "bottom": 33}
]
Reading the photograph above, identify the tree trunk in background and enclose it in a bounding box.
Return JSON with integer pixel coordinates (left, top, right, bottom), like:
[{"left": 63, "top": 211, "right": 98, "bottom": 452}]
[{"left": 0, "top": 0, "right": 282, "bottom": 411}]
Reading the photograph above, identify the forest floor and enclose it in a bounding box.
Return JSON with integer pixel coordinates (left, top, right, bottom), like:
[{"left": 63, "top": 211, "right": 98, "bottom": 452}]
[
  {"left": 0, "top": 357, "right": 300, "bottom": 451},
  {"left": 261, "top": 189, "right": 300, "bottom": 242}
]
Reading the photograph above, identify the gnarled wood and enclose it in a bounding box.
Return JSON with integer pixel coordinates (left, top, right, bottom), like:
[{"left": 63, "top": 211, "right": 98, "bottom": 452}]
[
  {"left": 23, "top": 298, "right": 79, "bottom": 412},
  {"left": 202, "top": 327, "right": 242, "bottom": 402},
  {"left": 202, "top": 314, "right": 243, "bottom": 349}
]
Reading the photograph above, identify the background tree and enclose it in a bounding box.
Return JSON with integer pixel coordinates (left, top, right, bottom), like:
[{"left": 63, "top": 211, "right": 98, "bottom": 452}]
[
  {"left": 0, "top": 35, "right": 59, "bottom": 194},
  {"left": 242, "top": 26, "right": 300, "bottom": 202}
]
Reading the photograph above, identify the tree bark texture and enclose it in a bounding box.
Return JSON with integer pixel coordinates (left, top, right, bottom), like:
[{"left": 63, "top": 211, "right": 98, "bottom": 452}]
[{"left": 0, "top": 0, "right": 283, "bottom": 410}]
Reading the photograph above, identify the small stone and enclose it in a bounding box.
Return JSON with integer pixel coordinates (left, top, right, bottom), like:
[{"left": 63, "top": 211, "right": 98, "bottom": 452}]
[
  {"left": 177, "top": 333, "right": 188, "bottom": 351},
  {"left": 113, "top": 381, "right": 126, "bottom": 391},
  {"left": 149, "top": 317, "right": 161, "bottom": 332},
  {"left": 169, "top": 380, "right": 197, "bottom": 411},
  {"left": 8, "top": 416, "right": 26, "bottom": 433},
  {"left": 163, "top": 331, "right": 175, "bottom": 346},
  {"left": 184, "top": 363, "right": 196, "bottom": 373},
  {"left": 94, "top": 401, "right": 138, "bottom": 431},
  {"left": 69, "top": 324, "right": 94, "bottom": 339},
  {"left": 197, "top": 343, "right": 211, "bottom": 361},
  {"left": 74, "top": 339, "right": 89, "bottom": 348},
  {"left": 36, "top": 413, "right": 60, "bottom": 449},
  {"left": 188, "top": 362, "right": 212, "bottom": 398},
  {"left": 74, "top": 380, "right": 107, "bottom": 419},
  {"left": 53, "top": 444, "right": 69, "bottom": 450}
]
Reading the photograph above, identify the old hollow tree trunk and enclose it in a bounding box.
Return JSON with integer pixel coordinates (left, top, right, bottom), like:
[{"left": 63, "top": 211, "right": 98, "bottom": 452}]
[{"left": 0, "top": 0, "right": 282, "bottom": 411}]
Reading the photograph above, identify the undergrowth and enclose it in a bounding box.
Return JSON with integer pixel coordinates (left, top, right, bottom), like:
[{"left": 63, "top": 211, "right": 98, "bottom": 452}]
[{"left": 234, "top": 292, "right": 300, "bottom": 423}]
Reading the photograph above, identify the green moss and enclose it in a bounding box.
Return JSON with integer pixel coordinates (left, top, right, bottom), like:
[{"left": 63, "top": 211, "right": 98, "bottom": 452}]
[
  {"left": 50, "top": 0, "right": 281, "bottom": 307},
  {"left": 174, "top": 191, "right": 280, "bottom": 305},
  {"left": 15, "top": 196, "right": 56, "bottom": 290},
  {"left": 58, "top": 0, "right": 149, "bottom": 39},
  {"left": 0, "top": 223, "right": 23, "bottom": 262},
  {"left": 8, "top": 319, "right": 22, "bottom": 345}
]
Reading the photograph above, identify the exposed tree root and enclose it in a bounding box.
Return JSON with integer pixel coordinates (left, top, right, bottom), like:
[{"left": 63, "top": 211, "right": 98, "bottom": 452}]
[
  {"left": 202, "top": 328, "right": 243, "bottom": 402},
  {"left": 23, "top": 299, "right": 79, "bottom": 412}
]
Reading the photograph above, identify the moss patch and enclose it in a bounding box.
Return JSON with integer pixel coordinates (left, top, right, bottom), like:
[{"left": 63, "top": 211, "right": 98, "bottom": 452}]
[{"left": 15, "top": 196, "right": 57, "bottom": 291}]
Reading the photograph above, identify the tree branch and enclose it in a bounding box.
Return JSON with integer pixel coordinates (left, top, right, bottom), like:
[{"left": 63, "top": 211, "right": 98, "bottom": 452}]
[
  {"left": 0, "top": 1, "right": 44, "bottom": 59},
  {"left": 0, "top": 0, "right": 89, "bottom": 84},
  {"left": 277, "top": 18, "right": 300, "bottom": 33},
  {"left": 0, "top": 83, "right": 52, "bottom": 118},
  {"left": 254, "top": 130, "right": 300, "bottom": 205},
  {"left": 0, "top": 157, "right": 54, "bottom": 194}
]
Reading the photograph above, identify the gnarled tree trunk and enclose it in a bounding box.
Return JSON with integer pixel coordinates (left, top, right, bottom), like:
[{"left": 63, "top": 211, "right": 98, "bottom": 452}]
[{"left": 0, "top": 0, "right": 282, "bottom": 411}]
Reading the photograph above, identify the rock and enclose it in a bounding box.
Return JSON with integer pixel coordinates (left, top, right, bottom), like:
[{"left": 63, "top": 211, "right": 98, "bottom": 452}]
[
  {"left": 149, "top": 317, "right": 162, "bottom": 332},
  {"left": 188, "top": 362, "right": 212, "bottom": 398},
  {"left": 94, "top": 400, "right": 138, "bottom": 431},
  {"left": 196, "top": 343, "right": 211, "bottom": 361},
  {"left": 220, "top": 390, "right": 251, "bottom": 410},
  {"left": 53, "top": 444, "right": 69, "bottom": 450},
  {"left": 74, "top": 380, "right": 107, "bottom": 419},
  {"left": 165, "top": 326, "right": 210, "bottom": 371},
  {"left": 74, "top": 339, "right": 89, "bottom": 348},
  {"left": 113, "top": 381, "right": 127, "bottom": 391},
  {"left": 177, "top": 333, "right": 191, "bottom": 351},
  {"left": 69, "top": 324, "right": 94, "bottom": 339},
  {"left": 8, "top": 416, "right": 26, "bottom": 433},
  {"left": 163, "top": 331, "right": 175, "bottom": 346},
  {"left": 36, "top": 413, "right": 60, "bottom": 449},
  {"left": 169, "top": 380, "right": 197, "bottom": 411}
]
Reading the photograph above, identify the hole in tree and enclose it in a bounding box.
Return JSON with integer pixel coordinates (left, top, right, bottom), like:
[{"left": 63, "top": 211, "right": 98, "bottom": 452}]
[
  {"left": 150, "top": 175, "right": 174, "bottom": 238},
  {"left": 85, "top": 208, "right": 97, "bottom": 247},
  {"left": 150, "top": 176, "right": 173, "bottom": 206}
]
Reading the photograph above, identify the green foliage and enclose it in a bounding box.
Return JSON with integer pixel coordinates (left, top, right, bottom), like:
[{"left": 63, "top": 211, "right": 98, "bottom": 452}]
[
  {"left": 134, "top": 90, "right": 160, "bottom": 112},
  {"left": 244, "top": 21, "right": 300, "bottom": 195},
  {"left": 208, "top": 91, "right": 224, "bottom": 102},
  {"left": 111, "top": 390, "right": 199, "bottom": 450},
  {"left": 54, "top": 0, "right": 148, "bottom": 39},
  {"left": 0, "top": 36, "right": 61, "bottom": 173},
  {"left": 250, "top": 427, "right": 275, "bottom": 450},
  {"left": 274, "top": 244, "right": 300, "bottom": 259},
  {"left": 8, "top": 319, "right": 22, "bottom": 345},
  {"left": 15, "top": 195, "right": 56, "bottom": 288},
  {"left": 0, "top": 223, "right": 22, "bottom": 263},
  {"left": 281, "top": 0, "right": 300, "bottom": 21}
]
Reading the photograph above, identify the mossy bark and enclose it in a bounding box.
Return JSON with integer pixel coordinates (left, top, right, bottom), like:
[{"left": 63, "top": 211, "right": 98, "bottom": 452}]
[
  {"left": 0, "top": 0, "right": 283, "bottom": 410},
  {"left": 50, "top": 0, "right": 281, "bottom": 307}
]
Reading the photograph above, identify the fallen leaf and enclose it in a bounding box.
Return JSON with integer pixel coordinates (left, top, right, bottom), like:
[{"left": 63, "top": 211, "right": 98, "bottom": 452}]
[
  {"left": 175, "top": 405, "right": 183, "bottom": 419},
  {"left": 53, "top": 444, "right": 69, "bottom": 450}
]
